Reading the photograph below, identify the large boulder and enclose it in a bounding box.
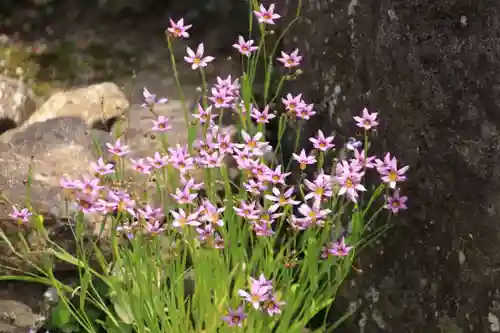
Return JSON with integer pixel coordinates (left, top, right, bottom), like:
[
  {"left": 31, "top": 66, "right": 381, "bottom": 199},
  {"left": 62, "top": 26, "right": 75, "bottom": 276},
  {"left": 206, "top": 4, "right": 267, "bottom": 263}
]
[
  {"left": 0, "top": 116, "right": 113, "bottom": 274},
  {"left": 268, "top": 0, "right": 500, "bottom": 331},
  {"left": 0, "top": 75, "right": 37, "bottom": 134},
  {"left": 18, "top": 82, "right": 129, "bottom": 132},
  {"left": 0, "top": 287, "right": 49, "bottom": 333}
]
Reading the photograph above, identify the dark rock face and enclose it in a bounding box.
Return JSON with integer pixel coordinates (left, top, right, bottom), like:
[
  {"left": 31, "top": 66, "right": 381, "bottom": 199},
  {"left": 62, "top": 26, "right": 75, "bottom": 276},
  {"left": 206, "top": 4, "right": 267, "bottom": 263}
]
[{"left": 269, "top": 0, "right": 500, "bottom": 331}]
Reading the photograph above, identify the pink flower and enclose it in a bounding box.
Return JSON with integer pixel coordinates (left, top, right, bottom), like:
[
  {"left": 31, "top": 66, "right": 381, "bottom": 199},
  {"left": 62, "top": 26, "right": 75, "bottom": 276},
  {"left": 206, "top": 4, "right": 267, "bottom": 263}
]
[
  {"left": 60, "top": 176, "right": 79, "bottom": 189},
  {"left": 233, "top": 35, "right": 258, "bottom": 56},
  {"left": 199, "top": 200, "right": 225, "bottom": 227},
  {"left": 385, "top": 190, "right": 408, "bottom": 214},
  {"left": 184, "top": 43, "right": 215, "bottom": 70},
  {"left": 374, "top": 152, "right": 393, "bottom": 173},
  {"left": 329, "top": 237, "right": 353, "bottom": 257},
  {"left": 250, "top": 161, "right": 271, "bottom": 181},
  {"left": 182, "top": 177, "right": 203, "bottom": 191},
  {"left": 253, "top": 221, "right": 275, "bottom": 237},
  {"left": 277, "top": 49, "right": 302, "bottom": 68},
  {"left": 351, "top": 149, "right": 376, "bottom": 169},
  {"left": 265, "top": 187, "right": 300, "bottom": 211},
  {"left": 295, "top": 102, "right": 316, "bottom": 120},
  {"left": 144, "top": 220, "right": 166, "bottom": 235},
  {"left": 215, "top": 75, "right": 240, "bottom": 96},
  {"left": 116, "top": 221, "right": 139, "bottom": 239},
  {"left": 353, "top": 107, "right": 379, "bottom": 130},
  {"left": 253, "top": 4, "right": 281, "bottom": 24},
  {"left": 233, "top": 147, "right": 254, "bottom": 168},
  {"left": 90, "top": 157, "right": 115, "bottom": 176},
  {"left": 74, "top": 175, "right": 103, "bottom": 196},
  {"left": 168, "top": 144, "right": 195, "bottom": 173},
  {"left": 221, "top": 306, "right": 247, "bottom": 327},
  {"left": 263, "top": 294, "right": 286, "bottom": 316},
  {"left": 106, "top": 190, "right": 136, "bottom": 215},
  {"left": 236, "top": 130, "right": 267, "bottom": 156},
  {"left": 199, "top": 150, "right": 225, "bottom": 168},
  {"left": 289, "top": 214, "right": 312, "bottom": 231},
  {"left": 8, "top": 205, "right": 32, "bottom": 224},
  {"left": 217, "top": 132, "right": 234, "bottom": 155},
  {"left": 147, "top": 152, "right": 169, "bottom": 169},
  {"left": 137, "top": 205, "right": 164, "bottom": 221},
  {"left": 309, "top": 130, "right": 335, "bottom": 151},
  {"left": 106, "top": 139, "right": 130, "bottom": 157},
  {"left": 193, "top": 103, "right": 217, "bottom": 125},
  {"left": 234, "top": 200, "right": 260, "bottom": 220},
  {"left": 251, "top": 105, "right": 276, "bottom": 124},
  {"left": 292, "top": 149, "right": 317, "bottom": 170},
  {"left": 335, "top": 167, "right": 366, "bottom": 203},
  {"left": 297, "top": 203, "right": 331, "bottom": 227},
  {"left": 171, "top": 208, "right": 200, "bottom": 228},
  {"left": 167, "top": 18, "right": 192, "bottom": 39},
  {"left": 253, "top": 274, "right": 273, "bottom": 291},
  {"left": 304, "top": 174, "right": 333, "bottom": 204},
  {"left": 242, "top": 178, "right": 264, "bottom": 194},
  {"left": 209, "top": 87, "right": 234, "bottom": 108},
  {"left": 152, "top": 116, "right": 172, "bottom": 132},
  {"left": 282, "top": 93, "right": 304, "bottom": 115},
  {"left": 195, "top": 137, "right": 217, "bottom": 156},
  {"left": 268, "top": 165, "right": 291, "bottom": 185},
  {"left": 76, "top": 193, "right": 100, "bottom": 214},
  {"left": 171, "top": 185, "right": 198, "bottom": 205},
  {"left": 379, "top": 158, "right": 409, "bottom": 189},
  {"left": 196, "top": 223, "right": 215, "bottom": 242},
  {"left": 238, "top": 274, "right": 273, "bottom": 309},
  {"left": 141, "top": 87, "right": 168, "bottom": 108},
  {"left": 130, "top": 158, "right": 152, "bottom": 174},
  {"left": 258, "top": 205, "right": 283, "bottom": 225}
]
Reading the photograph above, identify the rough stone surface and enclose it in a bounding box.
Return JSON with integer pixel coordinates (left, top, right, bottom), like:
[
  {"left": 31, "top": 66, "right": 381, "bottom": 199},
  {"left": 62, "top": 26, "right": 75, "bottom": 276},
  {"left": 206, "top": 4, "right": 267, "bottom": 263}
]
[
  {"left": 269, "top": 0, "right": 500, "bottom": 331},
  {"left": 19, "top": 82, "right": 129, "bottom": 132},
  {"left": 0, "top": 75, "right": 37, "bottom": 134},
  {"left": 0, "top": 116, "right": 113, "bottom": 274}
]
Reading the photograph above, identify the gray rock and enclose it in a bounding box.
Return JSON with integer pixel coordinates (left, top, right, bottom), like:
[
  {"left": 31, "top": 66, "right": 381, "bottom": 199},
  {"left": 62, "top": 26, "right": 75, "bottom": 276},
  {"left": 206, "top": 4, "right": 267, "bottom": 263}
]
[
  {"left": 0, "top": 280, "right": 56, "bottom": 333},
  {"left": 273, "top": 0, "right": 500, "bottom": 331},
  {"left": 0, "top": 116, "right": 113, "bottom": 274},
  {"left": 19, "top": 82, "right": 129, "bottom": 132},
  {"left": 0, "top": 75, "right": 37, "bottom": 134}
]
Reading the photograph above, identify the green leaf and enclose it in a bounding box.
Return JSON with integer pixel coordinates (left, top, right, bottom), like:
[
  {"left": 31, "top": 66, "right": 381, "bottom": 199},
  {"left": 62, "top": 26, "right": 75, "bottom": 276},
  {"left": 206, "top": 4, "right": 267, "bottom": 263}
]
[
  {"left": 113, "top": 294, "right": 134, "bottom": 324},
  {"left": 50, "top": 302, "right": 71, "bottom": 328}
]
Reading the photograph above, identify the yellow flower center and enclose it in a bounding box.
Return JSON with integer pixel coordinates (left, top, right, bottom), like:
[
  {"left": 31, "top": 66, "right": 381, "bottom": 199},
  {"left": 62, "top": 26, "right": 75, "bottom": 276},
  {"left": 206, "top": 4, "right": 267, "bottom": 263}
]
[
  {"left": 388, "top": 171, "right": 398, "bottom": 182},
  {"left": 308, "top": 211, "right": 317, "bottom": 220}
]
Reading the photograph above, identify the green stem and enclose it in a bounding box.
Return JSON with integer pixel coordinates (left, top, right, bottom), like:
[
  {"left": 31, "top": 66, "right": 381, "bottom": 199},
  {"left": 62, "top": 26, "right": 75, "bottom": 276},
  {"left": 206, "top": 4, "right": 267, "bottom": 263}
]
[{"left": 167, "top": 36, "right": 189, "bottom": 129}]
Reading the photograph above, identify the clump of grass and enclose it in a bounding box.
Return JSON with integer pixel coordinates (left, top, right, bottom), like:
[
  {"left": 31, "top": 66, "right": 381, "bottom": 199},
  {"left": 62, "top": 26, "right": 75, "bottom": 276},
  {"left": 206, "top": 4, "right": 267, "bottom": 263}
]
[{"left": 1, "top": 1, "right": 410, "bottom": 333}]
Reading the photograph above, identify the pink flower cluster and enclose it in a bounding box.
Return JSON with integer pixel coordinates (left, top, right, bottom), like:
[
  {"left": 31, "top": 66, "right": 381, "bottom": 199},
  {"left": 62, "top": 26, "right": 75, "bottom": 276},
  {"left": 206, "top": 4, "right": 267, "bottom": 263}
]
[
  {"left": 167, "top": 5, "right": 302, "bottom": 71},
  {"left": 223, "top": 273, "right": 285, "bottom": 327},
  {"left": 4, "top": 6, "right": 414, "bottom": 329}
]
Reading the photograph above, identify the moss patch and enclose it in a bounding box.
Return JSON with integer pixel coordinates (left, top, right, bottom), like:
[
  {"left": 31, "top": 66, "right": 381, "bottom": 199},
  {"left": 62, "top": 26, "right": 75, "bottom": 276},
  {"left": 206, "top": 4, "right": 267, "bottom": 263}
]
[{"left": 0, "top": 37, "right": 138, "bottom": 99}]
